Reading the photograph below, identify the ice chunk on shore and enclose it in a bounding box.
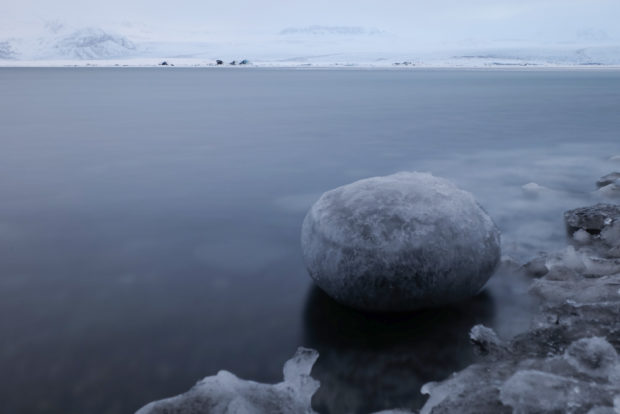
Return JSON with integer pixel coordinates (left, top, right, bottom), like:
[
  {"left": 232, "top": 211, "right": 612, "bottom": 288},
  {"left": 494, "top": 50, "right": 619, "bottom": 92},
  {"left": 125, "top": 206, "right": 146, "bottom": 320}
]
[
  {"left": 469, "top": 325, "right": 505, "bottom": 356},
  {"left": 521, "top": 182, "right": 550, "bottom": 199},
  {"left": 564, "top": 337, "right": 618, "bottom": 379},
  {"left": 523, "top": 254, "right": 549, "bottom": 277},
  {"left": 574, "top": 228, "right": 593, "bottom": 244},
  {"left": 542, "top": 244, "right": 620, "bottom": 278},
  {"left": 597, "top": 182, "right": 620, "bottom": 199},
  {"left": 499, "top": 369, "right": 619, "bottom": 414},
  {"left": 135, "top": 348, "right": 319, "bottom": 414},
  {"left": 601, "top": 221, "right": 620, "bottom": 248},
  {"left": 587, "top": 407, "right": 618, "bottom": 414},
  {"left": 500, "top": 370, "right": 582, "bottom": 413}
]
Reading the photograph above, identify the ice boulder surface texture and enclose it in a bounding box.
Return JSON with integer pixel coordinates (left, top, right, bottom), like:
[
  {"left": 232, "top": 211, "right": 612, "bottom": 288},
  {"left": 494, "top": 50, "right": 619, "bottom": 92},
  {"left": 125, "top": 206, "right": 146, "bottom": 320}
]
[{"left": 301, "top": 172, "right": 501, "bottom": 311}]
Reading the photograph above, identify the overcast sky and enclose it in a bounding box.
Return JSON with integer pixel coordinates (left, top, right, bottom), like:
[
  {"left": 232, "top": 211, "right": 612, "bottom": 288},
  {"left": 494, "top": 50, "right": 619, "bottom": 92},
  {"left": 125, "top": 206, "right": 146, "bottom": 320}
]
[{"left": 3, "top": 0, "right": 620, "bottom": 44}]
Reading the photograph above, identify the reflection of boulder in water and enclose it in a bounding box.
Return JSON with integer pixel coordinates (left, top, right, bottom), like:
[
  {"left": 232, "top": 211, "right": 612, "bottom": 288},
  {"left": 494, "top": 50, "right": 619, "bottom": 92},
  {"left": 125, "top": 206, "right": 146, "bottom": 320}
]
[{"left": 303, "top": 287, "right": 495, "bottom": 414}]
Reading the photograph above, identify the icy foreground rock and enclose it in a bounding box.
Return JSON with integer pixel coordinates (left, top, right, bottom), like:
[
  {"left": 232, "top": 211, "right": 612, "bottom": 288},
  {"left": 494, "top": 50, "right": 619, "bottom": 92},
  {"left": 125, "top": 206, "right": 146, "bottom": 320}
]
[
  {"left": 301, "top": 172, "right": 501, "bottom": 311},
  {"left": 135, "top": 348, "right": 319, "bottom": 414},
  {"left": 564, "top": 203, "right": 620, "bottom": 258},
  {"left": 420, "top": 203, "right": 620, "bottom": 414},
  {"left": 565, "top": 204, "right": 620, "bottom": 239}
]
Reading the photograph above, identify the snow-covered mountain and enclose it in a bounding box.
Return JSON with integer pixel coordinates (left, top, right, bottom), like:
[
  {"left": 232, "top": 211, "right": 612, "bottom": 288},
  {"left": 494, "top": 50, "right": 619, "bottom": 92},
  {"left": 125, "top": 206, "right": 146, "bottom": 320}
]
[
  {"left": 0, "top": 23, "right": 138, "bottom": 60},
  {"left": 52, "top": 28, "right": 136, "bottom": 59},
  {"left": 0, "top": 41, "right": 16, "bottom": 59}
]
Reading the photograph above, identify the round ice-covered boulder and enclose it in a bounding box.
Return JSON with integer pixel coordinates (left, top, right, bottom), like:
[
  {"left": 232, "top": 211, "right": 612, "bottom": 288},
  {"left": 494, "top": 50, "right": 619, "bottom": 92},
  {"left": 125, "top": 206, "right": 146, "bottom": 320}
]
[{"left": 301, "top": 172, "right": 501, "bottom": 311}]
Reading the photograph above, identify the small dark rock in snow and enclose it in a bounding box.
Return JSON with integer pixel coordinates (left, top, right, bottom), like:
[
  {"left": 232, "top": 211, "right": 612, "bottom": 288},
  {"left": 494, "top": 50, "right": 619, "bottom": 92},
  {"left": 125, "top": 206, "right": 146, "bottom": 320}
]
[
  {"left": 216, "top": 60, "right": 223, "bottom": 65},
  {"left": 239, "top": 59, "right": 250, "bottom": 65},
  {"left": 229, "top": 60, "right": 236, "bottom": 65},
  {"left": 159, "top": 61, "right": 169, "bottom": 66}
]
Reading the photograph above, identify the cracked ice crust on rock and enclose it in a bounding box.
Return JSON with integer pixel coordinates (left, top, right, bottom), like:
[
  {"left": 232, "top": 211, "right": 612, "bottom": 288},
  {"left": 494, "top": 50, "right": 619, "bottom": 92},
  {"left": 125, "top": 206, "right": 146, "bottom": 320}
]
[{"left": 301, "top": 172, "right": 501, "bottom": 311}]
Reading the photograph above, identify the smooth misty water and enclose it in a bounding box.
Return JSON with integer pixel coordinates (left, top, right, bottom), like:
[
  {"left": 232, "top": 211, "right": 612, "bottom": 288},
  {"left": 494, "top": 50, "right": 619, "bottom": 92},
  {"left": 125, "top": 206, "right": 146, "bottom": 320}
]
[{"left": 0, "top": 68, "right": 619, "bottom": 414}]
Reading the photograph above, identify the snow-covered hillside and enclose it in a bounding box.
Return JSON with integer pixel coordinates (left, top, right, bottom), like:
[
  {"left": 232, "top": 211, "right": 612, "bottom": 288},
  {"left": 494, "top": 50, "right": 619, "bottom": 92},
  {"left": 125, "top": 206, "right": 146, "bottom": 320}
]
[
  {"left": 52, "top": 28, "right": 136, "bottom": 59},
  {"left": 0, "top": 41, "right": 16, "bottom": 59},
  {"left": 0, "top": 23, "right": 138, "bottom": 60}
]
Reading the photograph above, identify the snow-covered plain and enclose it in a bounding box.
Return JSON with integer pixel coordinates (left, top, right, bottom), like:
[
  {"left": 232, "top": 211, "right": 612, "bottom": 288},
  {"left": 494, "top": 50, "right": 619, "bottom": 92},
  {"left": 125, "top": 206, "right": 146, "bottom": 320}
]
[{"left": 1, "top": 22, "right": 620, "bottom": 68}]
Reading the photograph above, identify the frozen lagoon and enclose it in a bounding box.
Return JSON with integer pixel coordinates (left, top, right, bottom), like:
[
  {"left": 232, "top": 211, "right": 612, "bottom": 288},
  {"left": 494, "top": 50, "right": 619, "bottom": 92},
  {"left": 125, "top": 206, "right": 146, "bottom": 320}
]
[{"left": 0, "top": 68, "right": 619, "bottom": 413}]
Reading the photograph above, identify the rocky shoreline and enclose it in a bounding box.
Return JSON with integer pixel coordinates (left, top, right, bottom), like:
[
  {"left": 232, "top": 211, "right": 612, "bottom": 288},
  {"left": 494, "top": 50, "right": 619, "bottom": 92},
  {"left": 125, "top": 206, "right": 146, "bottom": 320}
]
[
  {"left": 420, "top": 202, "right": 620, "bottom": 414},
  {"left": 137, "top": 172, "right": 620, "bottom": 414}
]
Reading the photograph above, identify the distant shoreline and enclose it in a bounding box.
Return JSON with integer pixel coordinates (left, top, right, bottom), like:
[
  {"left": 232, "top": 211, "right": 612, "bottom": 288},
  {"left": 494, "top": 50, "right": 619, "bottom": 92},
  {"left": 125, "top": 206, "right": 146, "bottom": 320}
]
[{"left": 2, "top": 61, "right": 620, "bottom": 70}]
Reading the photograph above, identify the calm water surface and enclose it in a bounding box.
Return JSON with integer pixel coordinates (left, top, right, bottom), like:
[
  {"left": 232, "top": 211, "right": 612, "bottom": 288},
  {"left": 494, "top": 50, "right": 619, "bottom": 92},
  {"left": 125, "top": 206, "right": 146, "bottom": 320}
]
[{"left": 0, "top": 68, "right": 619, "bottom": 413}]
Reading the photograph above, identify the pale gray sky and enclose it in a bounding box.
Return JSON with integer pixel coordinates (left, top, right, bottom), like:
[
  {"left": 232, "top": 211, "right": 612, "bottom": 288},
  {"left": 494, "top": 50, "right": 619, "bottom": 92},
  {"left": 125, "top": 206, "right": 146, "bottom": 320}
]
[{"left": 3, "top": 0, "right": 620, "bottom": 44}]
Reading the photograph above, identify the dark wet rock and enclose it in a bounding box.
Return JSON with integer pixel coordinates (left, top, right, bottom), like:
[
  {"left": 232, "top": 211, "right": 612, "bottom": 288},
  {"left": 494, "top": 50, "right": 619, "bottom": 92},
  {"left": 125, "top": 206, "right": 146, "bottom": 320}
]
[
  {"left": 564, "top": 204, "right": 620, "bottom": 259},
  {"left": 564, "top": 203, "right": 620, "bottom": 236},
  {"left": 239, "top": 59, "right": 250, "bottom": 65},
  {"left": 159, "top": 61, "right": 168, "bottom": 66},
  {"left": 216, "top": 60, "right": 223, "bottom": 65},
  {"left": 229, "top": 60, "right": 236, "bottom": 65},
  {"left": 596, "top": 172, "right": 620, "bottom": 188},
  {"left": 301, "top": 172, "right": 501, "bottom": 312}
]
